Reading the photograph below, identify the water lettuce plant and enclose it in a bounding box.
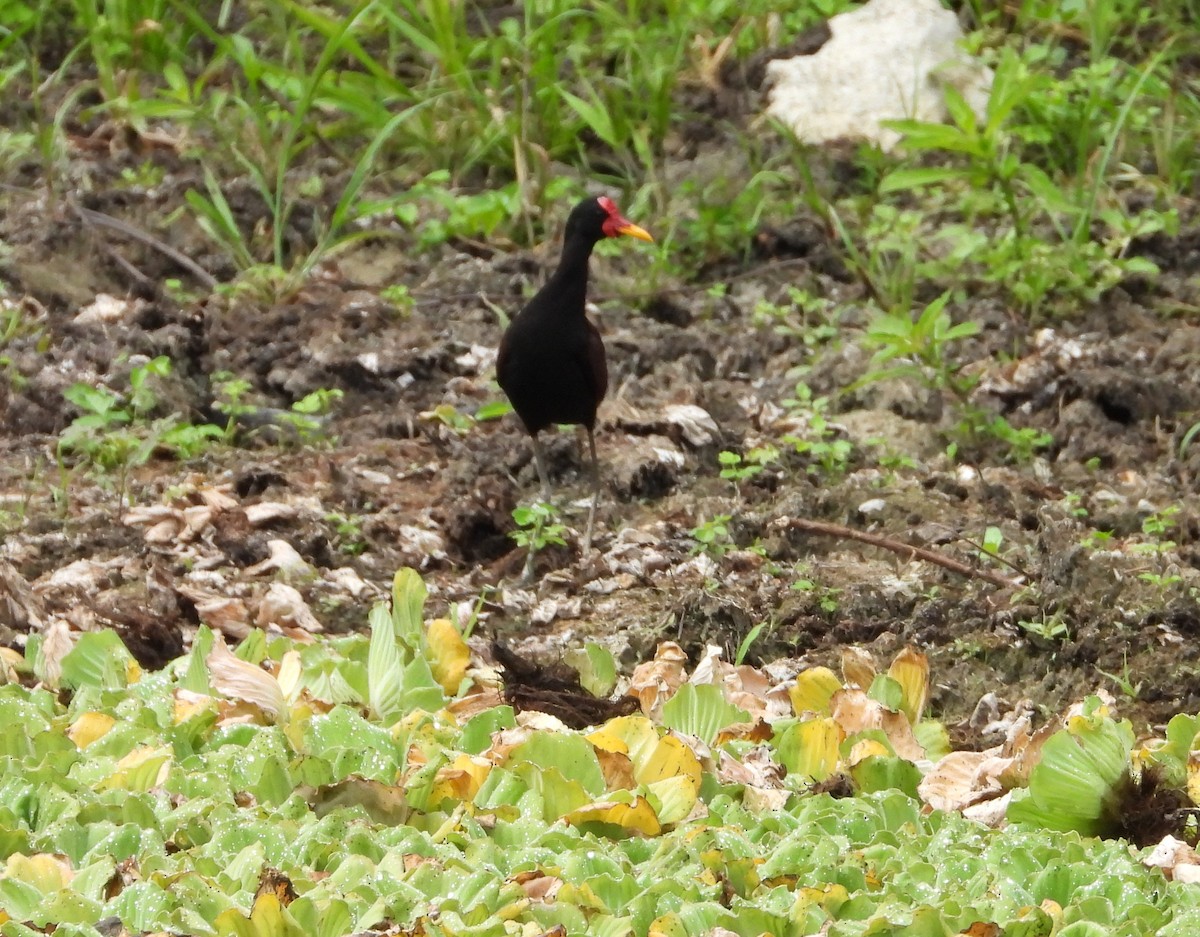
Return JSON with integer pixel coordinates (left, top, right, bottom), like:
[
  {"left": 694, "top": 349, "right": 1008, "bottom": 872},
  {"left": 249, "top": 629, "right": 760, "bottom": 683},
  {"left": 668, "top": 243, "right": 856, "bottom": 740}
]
[{"left": 3, "top": 570, "right": 1200, "bottom": 936}]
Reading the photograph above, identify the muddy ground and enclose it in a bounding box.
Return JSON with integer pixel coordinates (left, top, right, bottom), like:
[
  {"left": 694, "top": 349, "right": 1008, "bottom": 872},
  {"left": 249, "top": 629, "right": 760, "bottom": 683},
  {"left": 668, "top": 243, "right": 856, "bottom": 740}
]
[{"left": 2, "top": 122, "right": 1200, "bottom": 744}]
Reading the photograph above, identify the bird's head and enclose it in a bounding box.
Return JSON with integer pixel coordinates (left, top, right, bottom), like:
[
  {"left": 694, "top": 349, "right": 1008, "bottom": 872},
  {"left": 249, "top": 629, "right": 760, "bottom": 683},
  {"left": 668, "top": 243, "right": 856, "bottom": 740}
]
[{"left": 565, "top": 196, "right": 654, "bottom": 245}]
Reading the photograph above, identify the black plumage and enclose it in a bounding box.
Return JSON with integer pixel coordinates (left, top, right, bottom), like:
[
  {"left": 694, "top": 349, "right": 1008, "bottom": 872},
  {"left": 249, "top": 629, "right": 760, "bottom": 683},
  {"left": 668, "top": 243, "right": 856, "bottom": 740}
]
[{"left": 497, "top": 196, "right": 652, "bottom": 551}]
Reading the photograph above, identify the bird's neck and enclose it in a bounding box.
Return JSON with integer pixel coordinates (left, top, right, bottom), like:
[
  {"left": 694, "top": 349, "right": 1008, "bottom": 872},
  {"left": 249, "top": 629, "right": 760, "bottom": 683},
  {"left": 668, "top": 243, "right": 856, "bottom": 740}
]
[{"left": 546, "top": 236, "right": 596, "bottom": 311}]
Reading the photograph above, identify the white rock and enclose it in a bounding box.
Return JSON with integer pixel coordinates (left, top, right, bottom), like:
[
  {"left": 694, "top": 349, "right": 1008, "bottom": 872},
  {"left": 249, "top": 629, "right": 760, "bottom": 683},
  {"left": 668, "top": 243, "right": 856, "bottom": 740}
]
[
  {"left": 766, "top": 0, "right": 991, "bottom": 150},
  {"left": 358, "top": 469, "right": 392, "bottom": 486},
  {"left": 455, "top": 344, "right": 497, "bottom": 374},
  {"left": 75, "top": 293, "right": 138, "bottom": 324},
  {"left": 399, "top": 525, "right": 447, "bottom": 562},
  {"left": 327, "top": 566, "right": 371, "bottom": 597},
  {"left": 663, "top": 404, "right": 720, "bottom": 447}
]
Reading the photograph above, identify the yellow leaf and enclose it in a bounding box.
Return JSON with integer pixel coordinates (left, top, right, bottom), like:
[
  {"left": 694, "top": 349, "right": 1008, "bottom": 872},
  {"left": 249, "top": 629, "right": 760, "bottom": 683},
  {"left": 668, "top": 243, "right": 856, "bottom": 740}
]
[
  {"left": 1188, "top": 751, "right": 1200, "bottom": 806},
  {"left": 590, "top": 714, "right": 659, "bottom": 765},
  {"left": 847, "top": 738, "right": 890, "bottom": 766},
  {"left": 427, "top": 618, "right": 470, "bottom": 695},
  {"left": 586, "top": 729, "right": 630, "bottom": 755},
  {"left": 591, "top": 716, "right": 702, "bottom": 794},
  {"left": 887, "top": 647, "right": 929, "bottom": 724},
  {"left": 647, "top": 775, "right": 698, "bottom": 824},
  {"left": 639, "top": 734, "right": 702, "bottom": 792},
  {"left": 100, "top": 746, "right": 172, "bottom": 792},
  {"left": 790, "top": 717, "right": 844, "bottom": 781},
  {"left": 276, "top": 650, "right": 303, "bottom": 701},
  {"left": 215, "top": 891, "right": 307, "bottom": 937},
  {"left": 174, "top": 690, "right": 218, "bottom": 724},
  {"left": 565, "top": 795, "right": 661, "bottom": 836},
  {"left": 649, "top": 913, "right": 688, "bottom": 937},
  {"left": 67, "top": 712, "right": 116, "bottom": 749},
  {"left": 5, "top": 853, "right": 73, "bottom": 891},
  {"left": 796, "top": 882, "right": 849, "bottom": 913},
  {"left": 431, "top": 754, "right": 492, "bottom": 804},
  {"left": 789, "top": 667, "right": 842, "bottom": 715}
]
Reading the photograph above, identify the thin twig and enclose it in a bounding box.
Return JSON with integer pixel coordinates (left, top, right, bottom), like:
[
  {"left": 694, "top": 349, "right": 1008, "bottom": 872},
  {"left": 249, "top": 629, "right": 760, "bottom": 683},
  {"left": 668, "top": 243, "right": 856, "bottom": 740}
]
[
  {"left": 952, "top": 532, "right": 1033, "bottom": 581},
  {"left": 98, "top": 243, "right": 154, "bottom": 289},
  {"left": 772, "top": 516, "right": 1024, "bottom": 590},
  {"left": 72, "top": 203, "right": 218, "bottom": 290}
]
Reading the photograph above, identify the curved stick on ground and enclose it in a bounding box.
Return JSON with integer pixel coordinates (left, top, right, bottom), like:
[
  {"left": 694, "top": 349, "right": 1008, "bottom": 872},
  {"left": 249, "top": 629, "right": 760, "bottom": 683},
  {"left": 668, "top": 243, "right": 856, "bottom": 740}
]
[{"left": 772, "top": 516, "right": 1024, "bottom": 591}]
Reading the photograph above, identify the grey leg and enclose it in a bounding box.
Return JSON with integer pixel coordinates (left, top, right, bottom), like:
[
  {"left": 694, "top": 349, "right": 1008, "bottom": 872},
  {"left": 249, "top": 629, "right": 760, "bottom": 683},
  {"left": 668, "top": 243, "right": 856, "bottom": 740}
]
[
  {"left": 582, "top": 426, "right": 601, "bottom": 553},
  {"left": 530, "top": 435, "right": 552, "bottom": 501}
]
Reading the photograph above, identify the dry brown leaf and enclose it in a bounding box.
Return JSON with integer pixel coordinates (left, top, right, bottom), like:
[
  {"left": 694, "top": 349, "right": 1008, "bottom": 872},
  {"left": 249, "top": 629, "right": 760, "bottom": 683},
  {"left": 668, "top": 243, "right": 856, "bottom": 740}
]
[
  {"left": 742, "top": 785, "right": 790, "bottom": 812},
  {"left": 327, "top": 567, "right": 371, "bottom": 597},
  {"left": 962, "top": 791, "right": 1012, "bottom": 827},
  {"left": 447, "top": 687, "right": 506, "bottom": 722},
  {"left": 918, "top": 750, "right": 1002, "bottom": 812},
  {"left": 513, "top": 870, "right": 562, "bottom": 903},
  {"left": 40, "top": 619, "right": 75, "bottom": 688},
  {"left": 714, "top": 719, "right": 773, "bottom": 745},
  {"left": 198, "top": 486, "right": 238, "bottom": 511},
  {"left": 41, "top": 558, "right": 112, "bottom": 592},
  {"left": 206, "top": 636, "right": 284, "bottom": 718},
  {"left": 145, "top": 519, "right": 184, "bottom": 544},
  {"left": 180, "top": 505, "right": 215, "bottom": 541},
  {"left": 629, "top": 641, "right": 689, "bottom": 719},
  {"left": 689, "top": 644, "right": 731, "bottom": 686},
  {"left": 256, "top": 583, "right": 324, "bottom": 634},
  {"left": 176, "top": 583, "right": 252, "bottom": 640},
  {"left": 123, "top": 505, "right": 184, "bottom": 544},
  {"left": 0, "top": 559, "right": 45, "bottom": 632},
  {"left": 485, "top": 725, "right": 534, "bottom": 762},
  {"left": 841, "top": 647, "right": 877, "bottom": 690},
  {"left": 663, "top": 403, "right": 719, "bottom": 446},
  {"left": 830, "top": 689, "right": 925, "bottom": 762},
  {"left": 594, "top": 747, "right": 638, "bottom": 790},
  {"left": 1145, "top": 835, "right": 1200, "bottom": 883},
  {"left": 244, "top": 502, "right": 300, "bottom": 526},
  {"left": 245, "top": 540, "right": 311, "bottom": 577}
]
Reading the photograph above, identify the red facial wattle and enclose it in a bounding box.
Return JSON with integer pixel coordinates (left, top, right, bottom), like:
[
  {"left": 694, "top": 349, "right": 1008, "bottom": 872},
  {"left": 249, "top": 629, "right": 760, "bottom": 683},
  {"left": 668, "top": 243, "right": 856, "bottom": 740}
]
[{"left": 599, "top": 196, "right": 654, "bottom": 241}]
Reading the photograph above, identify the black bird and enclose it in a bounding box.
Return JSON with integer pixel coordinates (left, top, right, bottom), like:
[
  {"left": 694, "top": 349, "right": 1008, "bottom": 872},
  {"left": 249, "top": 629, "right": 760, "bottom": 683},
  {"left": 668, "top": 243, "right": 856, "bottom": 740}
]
[{"left": 497, "top": 195, "right": 652, "bottom": 552}]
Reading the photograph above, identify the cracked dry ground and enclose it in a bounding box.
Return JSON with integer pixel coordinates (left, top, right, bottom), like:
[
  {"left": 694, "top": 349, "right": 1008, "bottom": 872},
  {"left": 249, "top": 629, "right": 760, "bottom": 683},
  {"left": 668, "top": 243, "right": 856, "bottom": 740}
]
[{"left": 2, "top": 172, "right": 1200, "bottom": 744}]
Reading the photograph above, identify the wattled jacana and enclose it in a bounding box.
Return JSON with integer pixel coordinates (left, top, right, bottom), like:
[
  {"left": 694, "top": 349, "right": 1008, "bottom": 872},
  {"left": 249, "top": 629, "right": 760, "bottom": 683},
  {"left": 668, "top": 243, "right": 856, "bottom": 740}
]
[{"left": 497, "top": 196, "right": 653, "bottom": 552}]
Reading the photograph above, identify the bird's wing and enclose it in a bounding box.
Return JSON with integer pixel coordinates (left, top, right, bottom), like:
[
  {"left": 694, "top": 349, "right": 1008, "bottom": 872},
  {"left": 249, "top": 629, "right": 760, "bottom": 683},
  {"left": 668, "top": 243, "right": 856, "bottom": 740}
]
[{"left": 583, "top": 321, "right": 608, "bottom": 406}]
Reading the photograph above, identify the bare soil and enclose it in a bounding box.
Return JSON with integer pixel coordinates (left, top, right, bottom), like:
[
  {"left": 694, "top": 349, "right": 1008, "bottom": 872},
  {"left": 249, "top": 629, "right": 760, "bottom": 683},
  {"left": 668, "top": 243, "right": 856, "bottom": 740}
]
[{"left": 3, "top": 128, "right": 1200, "bottom": 745}]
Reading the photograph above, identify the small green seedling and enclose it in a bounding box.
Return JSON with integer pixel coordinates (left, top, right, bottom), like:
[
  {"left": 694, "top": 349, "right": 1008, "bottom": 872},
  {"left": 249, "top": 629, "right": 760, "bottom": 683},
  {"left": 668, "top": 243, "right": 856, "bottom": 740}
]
[
  {"left": 511, "top": 501, "right": 568, "bottom": 580},
  {"left": 689, "top": 514, "right": 733, "bottom": 558}
]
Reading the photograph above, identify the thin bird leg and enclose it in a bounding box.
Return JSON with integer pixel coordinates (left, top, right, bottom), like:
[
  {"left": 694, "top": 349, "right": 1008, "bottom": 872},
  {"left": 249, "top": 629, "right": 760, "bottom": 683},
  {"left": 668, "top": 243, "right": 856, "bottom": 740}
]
[
  {"left": 582, "top": 426, "right": 601, "bottom": 553},
  {"left": 530, "top": 435, "right": 553, "bottom": 502}
]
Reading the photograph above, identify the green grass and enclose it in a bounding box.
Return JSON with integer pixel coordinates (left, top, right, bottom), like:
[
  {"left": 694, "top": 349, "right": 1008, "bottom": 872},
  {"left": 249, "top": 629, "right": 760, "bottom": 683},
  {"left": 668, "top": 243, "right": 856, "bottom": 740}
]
[{"left": 5, "top": 0, "right": 1193, "bottom": 319}]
